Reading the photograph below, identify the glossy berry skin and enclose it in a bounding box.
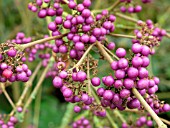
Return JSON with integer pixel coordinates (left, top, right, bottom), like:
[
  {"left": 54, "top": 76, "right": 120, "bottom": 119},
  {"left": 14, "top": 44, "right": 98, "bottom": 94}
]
[
  {"left": 97, "top": 87, "right": 105, "bottom": 96},
  {"left": 76, "top": 71, "right": 87, "bottom": 82},
  {"left": 137, "top": 79, "right": 149, "bottom": 89},
  {"left": 120, "top": 89, "right": 130, "bottom": 99},
  {"left": 111, "top": 61, "right": 118, "bottom": 70},
  {"left": 118, "top": 58, "right": 128, "bottom": 69},
  {"left": 53, "top": 76, "right": 63, "bottom": 88},
  {"left": 107, "top": 42, "right": 115, "bottom": 50},
  {"left": 162, "top": 104, "right": 170, "bottom": 112},
  {"left": 103, "top": 90, "right": 114, "bottom": 100},
  {"left": 123, "top": 78, "right": 134, "bottom": 89},
  {"left": 115, "top": 69, "right": 125, "bottom": 79},
  {"left": 7, "top": 48, "right": 17, "bottom": 57},
  {"left": 141, "top": 45, "right": 150, "bottom": 56},
  {"left": 116, "top": 48, "right": 126, "bottom": 58},
  {"left": 81, "top": 93, "right": 89, "bottom": 102},
  {"left": 132, "top": 56, "right": 143, "bottom": 68},
  {"left": 38, "top": 9, "right": 47, "bottom": 18},
  {"left": 74, "top": 106, "right": 81, "bottom": 113},
  {"left": 2, "top": 69, "right": 13, "bottom": 79},
  {"left": 104, "top": 76, "right": 114, "bottom": 86},
  {"left": 127, "top": 67, "right": 138, "bottom": 78},
  {"left": 131, "top": 43, "right": 142, "bottom": 54},
  {"left": 127, "top": 98, "right": 140, "bottom": 109},
  {"left": 91, "top": 77, "right": 100, "bottom": 86},
  {"left": 63, "top": 88, "right": 73, "bottom": 98}
]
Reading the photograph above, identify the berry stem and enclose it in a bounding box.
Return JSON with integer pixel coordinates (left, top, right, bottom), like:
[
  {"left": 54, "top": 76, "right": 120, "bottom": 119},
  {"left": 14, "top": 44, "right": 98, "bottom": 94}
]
[
  {"left": 18, "top": 33, "right": 68, "bottom": 50},
  {"left": 96, "top": 41, "right": 167, "bottom": 128},
  {"left": 132, "top": 88, "right": 167, "bottom": 128},
  {"left": 68, "top": 43, "right": 95, "bottom": 71},
  {"left": 22, "top": 60, "right": 51, "bottom": 114},
  {"left": 0, "top": 83, "right": 16, "bottom": 109},
  {"left": 109, "top": 33, "right": 136, "bottom": 39}
]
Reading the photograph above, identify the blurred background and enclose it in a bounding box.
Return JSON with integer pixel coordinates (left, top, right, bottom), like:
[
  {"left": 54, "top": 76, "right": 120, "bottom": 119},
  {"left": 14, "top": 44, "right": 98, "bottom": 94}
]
[{"left": 0, "top": 0, "right": 170, "bottom": 128}]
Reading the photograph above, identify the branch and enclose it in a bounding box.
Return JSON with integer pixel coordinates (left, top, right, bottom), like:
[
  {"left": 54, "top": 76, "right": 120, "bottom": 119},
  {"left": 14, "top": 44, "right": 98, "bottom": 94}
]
[
  {"left": 22, "top": 61, "right": 51, "bottom": 113},
  {"left": 115, "top": 12, "right": 138, "bottom": 23},
  {"left": 17, "top": 33, "right": 68, "bottom": 50}
]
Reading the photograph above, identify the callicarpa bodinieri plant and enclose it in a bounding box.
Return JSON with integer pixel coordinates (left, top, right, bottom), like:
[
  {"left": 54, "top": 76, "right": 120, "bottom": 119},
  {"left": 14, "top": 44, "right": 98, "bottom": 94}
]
[{"left": 0, "top": 0, "right": 170, "bottom": 128}]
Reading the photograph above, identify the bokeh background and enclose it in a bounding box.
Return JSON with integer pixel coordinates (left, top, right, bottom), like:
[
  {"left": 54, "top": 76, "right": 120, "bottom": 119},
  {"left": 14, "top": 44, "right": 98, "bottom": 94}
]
[{"left": 0, "top": 0, "right": 170, "bottom": 128}]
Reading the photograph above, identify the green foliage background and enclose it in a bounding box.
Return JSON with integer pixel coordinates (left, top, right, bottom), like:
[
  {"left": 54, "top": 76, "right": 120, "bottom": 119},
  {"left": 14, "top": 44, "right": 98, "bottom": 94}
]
[{"left": 0, "top": 0, "right": 170, "bottom": 128}]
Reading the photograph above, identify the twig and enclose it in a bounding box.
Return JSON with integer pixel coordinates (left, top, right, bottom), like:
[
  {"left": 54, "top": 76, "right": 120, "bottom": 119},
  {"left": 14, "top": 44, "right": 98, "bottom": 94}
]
[
  {"left": 18, "top": 33, "right": 68, "bottom": 50},
  {"left": 0, "top": 83, "right": 16, "bottom": 109},
  {"left": 96, "top": 41, "right": 167, "bottom": 128},
  {"left": 109, "top": 33, "right": 136, "bottom": 39},
  {"left": 115, "top": 12, "right": 138, "bottom": 23}
]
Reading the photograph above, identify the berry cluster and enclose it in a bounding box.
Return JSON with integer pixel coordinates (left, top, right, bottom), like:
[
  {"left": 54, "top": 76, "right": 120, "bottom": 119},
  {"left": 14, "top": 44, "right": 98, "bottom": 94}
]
[
  {"left": 11, "top": 32, "right": 32, "bottom": 45},
  {"left": 52, "top": 56, "right": 107, "bottom": 117},
  {"left": 133, "top": 20, "right": 167, "bottom": 48},
  {"left": 121, "top": 116, "right": 153, "bottom": 128},
  {"left": 46, "top": 0, "right": 116, "bottom": 60},
  {"left": 0, "top": 116, "right": 18, "bottom": 128},
  {"left": 0, "top": 40, "right": 31, "bottom": 83},
  {"left": 136, "top": 116, "right": 153, "bottom": 127},
  {"left": 72, "top": 117, "right": 91, "bottom": 128},
  {"left": 119, "top": 0, "right": 152, "bottom": 13},
  {"left": 28, "top": 0, "right": 64, "bottom": 18},
  {"left": 145, "top": 94, "right": 170, "bottom": 114}
]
